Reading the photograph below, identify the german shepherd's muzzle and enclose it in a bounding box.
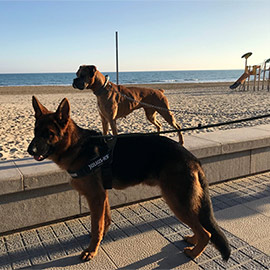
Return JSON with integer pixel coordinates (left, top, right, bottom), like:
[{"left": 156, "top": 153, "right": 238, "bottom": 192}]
[
  {"left": 27, "top": 96, "right": 230, "bottom": 262},
  {"left": 27, "top": 137, "right": 54, "bottom": 161}
]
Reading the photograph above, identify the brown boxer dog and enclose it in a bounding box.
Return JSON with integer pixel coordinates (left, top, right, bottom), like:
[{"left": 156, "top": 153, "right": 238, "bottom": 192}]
[{"left": 73, "top": 65, "right": 184, "bottom": 145}]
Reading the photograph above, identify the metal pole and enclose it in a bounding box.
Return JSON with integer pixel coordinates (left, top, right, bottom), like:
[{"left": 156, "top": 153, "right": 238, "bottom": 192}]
[{"left": 115, "top": 31, "right": 119, "bottom": 85}]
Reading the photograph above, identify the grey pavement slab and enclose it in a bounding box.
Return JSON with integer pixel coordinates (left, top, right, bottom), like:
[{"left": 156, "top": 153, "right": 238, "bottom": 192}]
[
  {"left": 102, "top": 230, "right": 198, "bottom": 270},
  {"left": 216, "top": 203, "right": 270, "bottom": 254},
  {"left": 1, "top": 172, "right": 270, "bottom": 269}
]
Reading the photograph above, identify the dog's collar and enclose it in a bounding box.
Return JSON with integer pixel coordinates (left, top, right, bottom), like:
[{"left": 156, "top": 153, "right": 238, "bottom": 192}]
[{"left": 93, "top": 75, "right": 110, "bottom": 96}]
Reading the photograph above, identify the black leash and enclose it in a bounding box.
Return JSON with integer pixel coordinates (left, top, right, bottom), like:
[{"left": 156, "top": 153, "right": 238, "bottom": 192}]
[{"left": 85, "top": 112, "right": 270, "bottom": 140}]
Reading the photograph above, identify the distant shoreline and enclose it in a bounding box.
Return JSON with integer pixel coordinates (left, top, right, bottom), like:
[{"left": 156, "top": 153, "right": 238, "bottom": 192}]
[{"left": 0, "top": 81, "right": 233, "bottom": 95}]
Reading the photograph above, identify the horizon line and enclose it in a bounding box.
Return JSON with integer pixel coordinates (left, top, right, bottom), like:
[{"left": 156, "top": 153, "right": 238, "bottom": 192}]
[{"left": 0, "top": 68, "right": 243, "bottom": 75}]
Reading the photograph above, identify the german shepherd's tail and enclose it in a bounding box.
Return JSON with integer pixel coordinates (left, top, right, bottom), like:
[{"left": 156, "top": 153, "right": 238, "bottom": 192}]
[{"left": 198, "top": 169, "right": 231, "bottom": 261}]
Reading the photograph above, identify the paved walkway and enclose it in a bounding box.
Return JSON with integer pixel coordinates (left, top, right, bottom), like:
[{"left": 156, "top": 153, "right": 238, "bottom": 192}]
[{"left": 1, "top": 172, "right": 270, "bottom": 269}]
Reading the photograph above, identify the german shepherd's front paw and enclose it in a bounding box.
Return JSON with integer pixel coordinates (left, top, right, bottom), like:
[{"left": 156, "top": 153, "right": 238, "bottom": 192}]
[{"left": 80, "top": 249, "right": 97, "bottom": 261}]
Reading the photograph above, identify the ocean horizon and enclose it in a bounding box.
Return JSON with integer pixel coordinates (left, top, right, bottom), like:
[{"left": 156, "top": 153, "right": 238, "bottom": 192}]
[{"left": 0, "top": 69, "right": 243, "bottom": 87}]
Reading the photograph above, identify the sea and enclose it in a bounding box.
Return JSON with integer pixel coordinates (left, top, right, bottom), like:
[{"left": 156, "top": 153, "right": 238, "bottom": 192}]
[{"left": 0, "top": 69, "right": 242, "bottom": 87}]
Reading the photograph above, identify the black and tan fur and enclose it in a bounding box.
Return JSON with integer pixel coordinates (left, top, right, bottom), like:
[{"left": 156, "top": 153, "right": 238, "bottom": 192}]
[{"left": 27, "top": 96, "right": 230, "bottom": 262}]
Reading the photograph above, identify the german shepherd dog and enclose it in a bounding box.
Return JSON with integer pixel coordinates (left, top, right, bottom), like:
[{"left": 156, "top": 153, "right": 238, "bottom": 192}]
[{"left": 27, "top": 96, "right": 230, "bottom": 262}]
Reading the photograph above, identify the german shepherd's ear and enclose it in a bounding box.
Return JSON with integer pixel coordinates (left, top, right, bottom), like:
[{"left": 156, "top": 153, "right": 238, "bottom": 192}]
[
  {"left": 56, "top": 98, "right": 70, "bottom": 127},
  {"left": 32, "top": 96, "right": 49, "bottom": 118}
]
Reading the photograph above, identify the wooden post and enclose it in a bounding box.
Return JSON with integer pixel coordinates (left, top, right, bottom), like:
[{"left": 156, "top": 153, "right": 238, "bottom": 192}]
[
  {"left": 263, "top": 59, "right": 270, "bottom": 91},
  {"left": 242, "top": 80, "right": 246, "bottom": 91},
  {"left": 262, "top": 62, "right": 266, "bottom": 90},
  {"left": 257, "top": 66, "right": 261, "bottom": 90},
  {"left": 253, "top": 66, "right": 257, "bottom": 91},
  {"left": 115, "top": 31, "right": 119, "bottom": 85},
  {"left": 241, "top": 52, "right": 252, "bottom": 91},
  {"left": 267, "top": 67, "right": 270, "bottom": 91},
  {"left": 247, "top": 66, "right": 251, "bottom": 91}
]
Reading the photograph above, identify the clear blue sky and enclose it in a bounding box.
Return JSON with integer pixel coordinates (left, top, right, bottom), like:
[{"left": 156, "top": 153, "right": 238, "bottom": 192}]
[{"left": 0, "top": 1, "right": 269, "bottom": 73}]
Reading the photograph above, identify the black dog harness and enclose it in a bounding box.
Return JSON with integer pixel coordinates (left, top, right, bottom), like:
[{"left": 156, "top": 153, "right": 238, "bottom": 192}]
[{"left": 67, "top": 137, "right": 116, "bottom": 190}]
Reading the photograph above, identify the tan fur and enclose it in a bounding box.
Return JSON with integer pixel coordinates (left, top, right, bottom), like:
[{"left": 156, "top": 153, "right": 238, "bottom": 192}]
[{"left": 73, "top": 65, "right": 184, "bottom": 145}]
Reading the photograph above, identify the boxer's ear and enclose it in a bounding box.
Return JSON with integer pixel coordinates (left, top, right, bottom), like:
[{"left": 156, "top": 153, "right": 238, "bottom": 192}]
[{"left": 88, "top": 65, "right": 97, "bottom": 77}]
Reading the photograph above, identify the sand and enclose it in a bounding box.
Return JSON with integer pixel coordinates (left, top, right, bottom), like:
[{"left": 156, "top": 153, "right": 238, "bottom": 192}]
[{"left": 1, "top": 82, "right": 270, "bottom": 161}]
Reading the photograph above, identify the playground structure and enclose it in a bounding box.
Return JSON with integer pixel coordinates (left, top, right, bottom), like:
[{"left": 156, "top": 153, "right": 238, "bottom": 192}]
[{"left": 230, "top": 52, "right": 270, "bottom": 91}]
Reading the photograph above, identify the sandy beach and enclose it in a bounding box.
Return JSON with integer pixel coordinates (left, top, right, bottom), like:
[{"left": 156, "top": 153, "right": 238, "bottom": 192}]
[{"left": 1, "top": 82, "right": 270, "bottom": 161}]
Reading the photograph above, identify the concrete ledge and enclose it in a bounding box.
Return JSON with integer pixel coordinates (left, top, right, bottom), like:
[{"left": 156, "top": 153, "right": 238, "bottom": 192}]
[{"left": 1, "top": 124, "right": 270, "bottom": 234}]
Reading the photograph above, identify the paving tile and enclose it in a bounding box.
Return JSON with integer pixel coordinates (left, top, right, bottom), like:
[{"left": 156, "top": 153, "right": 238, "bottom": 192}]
[
  {"left": 43, "top": 240, "right": 66, "bottom": 261},
  {"left": 128, "top": 216, "right": 153, "bottom": 233},
  {"left": 25, "top": 242, "right": 48, "bottom": 259},
  {"left": 242, "top": 259, "right": 268, "bottom": 269},
  {"left": 240, "top": 245, "right": 263, "bottom": 259},
  {"left": 30, "top": 249, "right": 117, "bottom": 270},
  {"left": 0, "top": 258, "right": 12, "bottom": 270},
  {"left": 4, "top": 233, "right": 24, "bottom": 251},
  {"left": 243, "top": 196, "right": 270, "bottom": 217},
  {"left": 106, "top": 222, "right": 126, "bottom": 242},
  {"left": 21, "top": 230, "right": 40, "bottom": 246},
  {"left": 37, "top": 226, "right": 56, "bottom": 242},
  {"left": 77, "top": 216, "right": 91, "bottom": 232},
  {"left": 152, "top": 209, "right": 171, "bottom": 219},
  {"left": 229, "top": 250, "right": 251, "bottom": 264},
  {"left": 73, "top": 234, "right": 89, "bottom": 250},
  {"left": 66, "top": 219, "right": 89, "bottom": 237},
  {"left": 0, "top": 238, "right": 7, "bottom": 254},
  {"left": 212, "top": 256, "right": 240, "bottom": 269},
  {"left": 162, "top": 216, "right": 188, "bottom": 232},
  {"left": 228, "top": 237, "right": 249, "bottom": 250},
  {"left": 128, "top": 203, "right": 150, "bottom": 216},
  {"left": 203, "top": 244, "right": 222, "bottom": 259},
  {"left": 11, "top": 255, "right": 31, "bottom": 269},
  {"left": 215, "top": 204, "right": 270, "bottom": 248},
  {"left": 140, "top": 200, "right": 161, "bottom": 213},
  {"left": 25, "top": 244, "right": 50, "bottom": 266},
  {"left": 51, "top": 222, "right": 72, "bottom": 238},
  {"left": 102, "top": 230, "right": 198, "bottom": 269},
  {"left": 164, "top": 233, "right": 190, "bottom": 251},
  {"left": 58, "top": 236, "right": 82, "bottom": 255},
  {"left": 199, "top": 259, "right": 226, "bottom": 269},
  {"left": 116, "top": 219, "right": 141, "bottom": 237},
  {"left": 254, "top": 254, "right": 270, "bottom": 268},
  {"left": 151, "top": 198, "right": 171, "bottom": 211},
  {"left": 116, "top": 207, "right": 137, "bottom": 219}
]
